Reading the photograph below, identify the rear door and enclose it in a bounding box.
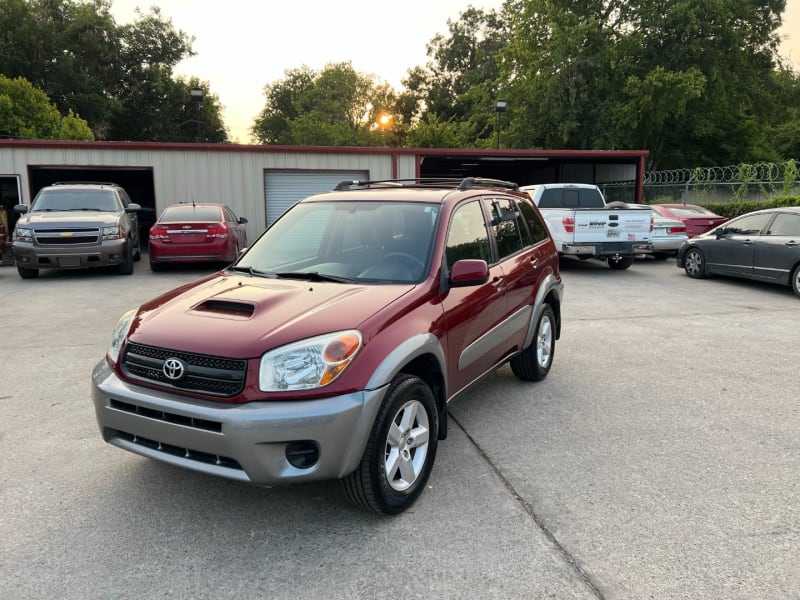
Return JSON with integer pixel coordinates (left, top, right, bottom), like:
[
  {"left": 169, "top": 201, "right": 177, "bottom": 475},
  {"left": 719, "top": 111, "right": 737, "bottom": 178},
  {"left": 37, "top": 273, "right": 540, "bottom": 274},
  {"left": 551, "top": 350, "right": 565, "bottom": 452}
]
[{"left": 753, "top": 212, "right": 800, "bottom": 282}]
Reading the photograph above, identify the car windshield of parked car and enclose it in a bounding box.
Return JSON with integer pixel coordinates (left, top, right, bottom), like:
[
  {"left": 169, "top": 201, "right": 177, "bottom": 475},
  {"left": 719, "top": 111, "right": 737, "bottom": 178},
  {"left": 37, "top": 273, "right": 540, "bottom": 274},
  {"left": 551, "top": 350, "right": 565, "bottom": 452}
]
[
  {"left": 234, "top": 201, "right": 440, "bottom": 284},
  {"left": 32, "top": 190, "right": 119, "bottom": 212},
  {"left": 160, "top": 205, "right": 222, "bottom": 221}
]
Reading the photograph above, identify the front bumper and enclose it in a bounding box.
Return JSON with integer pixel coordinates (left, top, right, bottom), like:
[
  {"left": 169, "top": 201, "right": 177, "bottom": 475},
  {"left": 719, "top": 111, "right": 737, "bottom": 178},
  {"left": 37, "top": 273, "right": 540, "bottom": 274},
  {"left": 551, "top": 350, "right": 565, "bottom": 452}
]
[
  {"left": 91, "top": 360, "right": 386, "bottom": 485},
  {"left": 14, "top": 239, "right": 128, "bottom": 270}
]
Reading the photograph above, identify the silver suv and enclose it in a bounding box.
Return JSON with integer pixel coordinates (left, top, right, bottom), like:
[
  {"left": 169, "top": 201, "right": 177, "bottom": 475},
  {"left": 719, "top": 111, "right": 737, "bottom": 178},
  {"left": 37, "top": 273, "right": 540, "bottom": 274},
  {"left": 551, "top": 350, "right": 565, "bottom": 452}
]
[{"left": 13, "top": 182, "right": 142, "bottom": 278}]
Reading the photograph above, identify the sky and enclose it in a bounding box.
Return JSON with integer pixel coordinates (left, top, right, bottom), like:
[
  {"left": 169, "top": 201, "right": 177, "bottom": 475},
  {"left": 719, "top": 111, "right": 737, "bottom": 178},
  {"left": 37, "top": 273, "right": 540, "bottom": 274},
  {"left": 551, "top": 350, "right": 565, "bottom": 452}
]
[{"left": 109, "top": 0, "right": 800, "bottom": 144}]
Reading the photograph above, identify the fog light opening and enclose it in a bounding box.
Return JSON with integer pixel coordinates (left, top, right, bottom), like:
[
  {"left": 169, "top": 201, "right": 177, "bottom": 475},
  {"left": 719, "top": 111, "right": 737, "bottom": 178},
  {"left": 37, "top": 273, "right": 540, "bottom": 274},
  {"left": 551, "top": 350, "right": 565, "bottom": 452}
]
[{"left": 285, "top": 441, "right": 320, "bottom": 469}]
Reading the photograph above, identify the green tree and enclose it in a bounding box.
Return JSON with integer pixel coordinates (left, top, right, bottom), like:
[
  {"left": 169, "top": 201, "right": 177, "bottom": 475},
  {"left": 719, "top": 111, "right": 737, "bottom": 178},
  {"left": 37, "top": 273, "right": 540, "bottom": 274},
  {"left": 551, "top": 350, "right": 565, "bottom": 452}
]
[
  {"left": 0, "top": 0, "right": 227, "bottom": 141},
  {"left": 0, "top": 74, "right": 93, "bottom": 139},
  {"left": 252, "top": 62, "right": 402, "bottom": 146},
  {"left": 404, "top": 7, "right": 508, "bottom": 147}
]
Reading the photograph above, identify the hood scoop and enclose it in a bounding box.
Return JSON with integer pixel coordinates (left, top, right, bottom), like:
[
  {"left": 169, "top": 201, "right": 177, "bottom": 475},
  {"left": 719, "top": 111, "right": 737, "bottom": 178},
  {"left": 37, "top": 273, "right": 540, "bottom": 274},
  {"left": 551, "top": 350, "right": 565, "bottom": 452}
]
[{"left": 192, "top": 299, "right": 255, "bottom": 319}]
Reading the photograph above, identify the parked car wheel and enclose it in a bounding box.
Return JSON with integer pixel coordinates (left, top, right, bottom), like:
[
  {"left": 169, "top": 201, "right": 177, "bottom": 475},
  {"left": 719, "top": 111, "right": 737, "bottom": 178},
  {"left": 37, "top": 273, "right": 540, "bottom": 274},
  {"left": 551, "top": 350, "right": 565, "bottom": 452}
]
[
  {"left": 118, "top": 242, "right": 134, "bottom": 275},
  {"left": 17, "top": 265, "right": 39, "bottom": 279},
  {"left": 510, "top": 304, "right": 555, "bottom": 381},
  {"left": 149, "top": 259, "right": 164, "bottom": 272},
  {"left": 608, "top": 255, "right": 633, "bottom": 270},
  {"left": 791, "top": 265, "right": 800, "bottom": 298},
  {"left": 342, "top": 374, "right": 438, "bottom": 515},
  {"left": 133, "top": 238, "right": 141, "bottom": 262},
  {"left": 683, "top": 248, "right": 706, "bottom": 279}
]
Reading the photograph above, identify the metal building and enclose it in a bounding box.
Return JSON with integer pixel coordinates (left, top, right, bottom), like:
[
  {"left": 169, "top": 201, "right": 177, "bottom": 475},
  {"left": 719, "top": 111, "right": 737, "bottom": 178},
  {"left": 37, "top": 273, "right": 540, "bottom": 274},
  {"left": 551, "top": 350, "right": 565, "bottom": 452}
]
[{"left": 0, "top": 140, "right": 647, "bottom": 241}]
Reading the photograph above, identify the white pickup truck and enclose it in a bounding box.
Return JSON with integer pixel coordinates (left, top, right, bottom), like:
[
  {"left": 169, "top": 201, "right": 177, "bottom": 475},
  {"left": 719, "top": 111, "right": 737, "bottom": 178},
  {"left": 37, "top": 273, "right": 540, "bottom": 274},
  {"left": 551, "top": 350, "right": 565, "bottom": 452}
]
[{"left": 520, "top": 183, "right": 653, "bottom": 270}]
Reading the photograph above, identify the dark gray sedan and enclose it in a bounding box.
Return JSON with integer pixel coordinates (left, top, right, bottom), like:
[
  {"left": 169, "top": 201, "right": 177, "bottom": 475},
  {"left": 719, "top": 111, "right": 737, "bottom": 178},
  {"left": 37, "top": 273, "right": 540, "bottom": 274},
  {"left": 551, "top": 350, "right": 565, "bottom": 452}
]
[{"left": 676, "top": 206, "right": 800, "bottom": 298}]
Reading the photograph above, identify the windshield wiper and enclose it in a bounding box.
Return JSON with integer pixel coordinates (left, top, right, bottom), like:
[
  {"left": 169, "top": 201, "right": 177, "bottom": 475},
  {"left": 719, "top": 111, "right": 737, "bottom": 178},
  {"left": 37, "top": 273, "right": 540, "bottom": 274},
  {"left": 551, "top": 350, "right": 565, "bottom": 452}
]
[
  {"left": 227, "top": 265, "right": 275, "bottom": 278},
  {"left": 275, "top": 271, "right": 355, "bottom": 283}
]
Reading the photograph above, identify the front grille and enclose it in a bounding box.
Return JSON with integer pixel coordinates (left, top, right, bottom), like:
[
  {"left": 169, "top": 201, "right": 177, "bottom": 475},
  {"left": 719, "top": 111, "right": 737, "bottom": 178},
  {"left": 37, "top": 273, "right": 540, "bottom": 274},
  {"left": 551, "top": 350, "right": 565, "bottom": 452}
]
[
  {"left": 34, "top": 228, "right": 100, "bottom": 245},
  {"left": 122, "top": 342, "right": 247, "bottom": 397},
  {"left": 112, "top": 429, "right": 242, "bottom": 470}
]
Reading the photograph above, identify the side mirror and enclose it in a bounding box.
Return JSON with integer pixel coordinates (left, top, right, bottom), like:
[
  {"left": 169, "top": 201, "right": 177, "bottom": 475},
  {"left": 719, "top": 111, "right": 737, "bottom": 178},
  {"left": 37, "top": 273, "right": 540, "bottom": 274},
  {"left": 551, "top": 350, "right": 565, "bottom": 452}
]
[
  {"left": 126, "top": 203, "right": 142, "bottom": 212},
  {"left": 14, "top": 204, "right": 28, "bottom": 215},
  {"left": 715, "top": 228, "right": 727, "bottom": 239},
  {"left": 449, "top": 259, "right": 489, "bottom": 287},
  {"left": 239, "top": 217, "right": 248, "bottom": 224}
]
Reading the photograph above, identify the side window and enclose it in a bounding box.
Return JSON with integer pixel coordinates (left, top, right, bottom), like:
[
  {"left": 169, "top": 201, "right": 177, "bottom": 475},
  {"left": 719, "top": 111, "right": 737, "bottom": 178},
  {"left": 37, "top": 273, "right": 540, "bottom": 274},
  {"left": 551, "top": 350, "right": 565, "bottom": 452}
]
[
  {"left": 766, "top": 213, "right": 800, "bottom": 236},
  {"left": 445, "top": 201, "right": 491, "bottom": 268},
  {"left": 484, "top": 197, "right": 525, "bottom": 260},
  {"left": 518, "top": 199, "right": 550, "bottom": 244},
  {"left": 725, "top": 213, "right": 772, "bottom": 235},
  {"left": 117, "top": 189, "right": 131, "bottom": 208}
]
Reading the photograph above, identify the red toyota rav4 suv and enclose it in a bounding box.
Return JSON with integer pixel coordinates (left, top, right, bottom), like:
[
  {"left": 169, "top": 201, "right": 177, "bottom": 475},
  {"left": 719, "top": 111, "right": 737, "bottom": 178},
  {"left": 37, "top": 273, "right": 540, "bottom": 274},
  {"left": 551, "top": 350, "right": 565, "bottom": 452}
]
[{"left": 91, "top": 178, "right": 563, "bottom": 514}]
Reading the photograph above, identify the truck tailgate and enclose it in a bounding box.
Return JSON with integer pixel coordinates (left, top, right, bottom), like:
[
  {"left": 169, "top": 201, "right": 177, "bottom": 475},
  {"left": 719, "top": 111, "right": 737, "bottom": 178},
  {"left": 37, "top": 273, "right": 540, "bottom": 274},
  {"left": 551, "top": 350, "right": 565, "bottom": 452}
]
[{"left": 572, "top": 209, "right": 651, "bottom": 243}]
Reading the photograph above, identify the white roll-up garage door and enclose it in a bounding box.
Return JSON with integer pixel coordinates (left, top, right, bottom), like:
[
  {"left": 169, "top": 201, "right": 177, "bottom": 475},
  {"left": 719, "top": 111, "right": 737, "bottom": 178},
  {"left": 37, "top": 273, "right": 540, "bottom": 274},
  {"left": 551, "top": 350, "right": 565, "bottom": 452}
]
[{"left": 264, "top": 170, "right": 368, "bottom": 227}]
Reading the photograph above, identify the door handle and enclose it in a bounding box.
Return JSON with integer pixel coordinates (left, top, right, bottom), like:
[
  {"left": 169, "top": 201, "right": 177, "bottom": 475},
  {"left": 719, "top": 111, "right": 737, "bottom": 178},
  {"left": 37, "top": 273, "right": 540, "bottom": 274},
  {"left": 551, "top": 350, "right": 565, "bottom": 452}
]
[{"left": 785, "top": 241, "right": 799, "bottom": 247}]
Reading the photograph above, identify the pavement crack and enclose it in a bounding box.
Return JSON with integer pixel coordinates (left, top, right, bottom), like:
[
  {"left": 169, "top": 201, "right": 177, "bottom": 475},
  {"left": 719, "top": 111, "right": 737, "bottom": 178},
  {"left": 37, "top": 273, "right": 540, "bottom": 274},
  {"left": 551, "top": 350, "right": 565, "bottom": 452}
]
[{"left": 449, "top": 411, "right": 606, "bottom": 600}]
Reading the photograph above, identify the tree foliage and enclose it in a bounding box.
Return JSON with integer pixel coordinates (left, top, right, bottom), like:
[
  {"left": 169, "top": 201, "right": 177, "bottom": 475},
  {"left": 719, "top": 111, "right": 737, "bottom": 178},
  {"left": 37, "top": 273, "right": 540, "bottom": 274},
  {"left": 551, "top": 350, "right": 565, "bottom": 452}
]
[
  {"left": 407, "top": 0, "right": 797, "bottom": 167},
  {"left": 252, "top": 62, "right": 408, "bottom": 146},
  {"left": 0, "top": 74, "right": 93, "bottom": 139},
  {"left": 0, "top": 0, "right": 227, "bottom": 141}
]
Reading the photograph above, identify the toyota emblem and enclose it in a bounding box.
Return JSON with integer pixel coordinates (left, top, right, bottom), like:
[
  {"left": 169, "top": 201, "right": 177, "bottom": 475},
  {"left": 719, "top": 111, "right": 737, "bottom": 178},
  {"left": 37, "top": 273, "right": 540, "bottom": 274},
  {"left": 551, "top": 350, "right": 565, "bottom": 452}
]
[{"left": 163, "top": 357, "right": 186, "bottom": 380}]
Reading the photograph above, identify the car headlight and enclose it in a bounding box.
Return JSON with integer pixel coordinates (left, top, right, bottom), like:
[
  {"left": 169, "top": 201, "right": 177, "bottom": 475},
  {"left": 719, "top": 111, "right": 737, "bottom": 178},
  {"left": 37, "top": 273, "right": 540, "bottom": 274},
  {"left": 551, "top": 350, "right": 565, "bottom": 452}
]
[
  {"left": 15, "top": 227, "right": 32, "bottom": 242},
  {"left": 102, "top": 226, "right": 123, "bottom": 240},
  {"left": 108, "top": 308, "right": 137, "bottom": 364},
  {"left": 259, "top": 330, "right": 362, "bottom": 391}
]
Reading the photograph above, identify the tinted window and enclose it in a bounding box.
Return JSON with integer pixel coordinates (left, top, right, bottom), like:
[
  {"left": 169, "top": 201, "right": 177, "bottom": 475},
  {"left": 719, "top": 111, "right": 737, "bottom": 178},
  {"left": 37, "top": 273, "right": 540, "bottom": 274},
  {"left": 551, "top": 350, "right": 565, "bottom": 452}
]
[
  {"left": 484, "top": 197, "right": 525, "bottom": 259},
  {"left": 537, "top": 189, "right": 562, "bottom": 209},
  {"left": 518, "top": 199, "right": 550, "bottom": 244},
  {"left": 161, "top": 205, "right": 222, "bottom": 221},
  {"left": 766, "top": 213, "right": 800, "bottom": 236},
  {"left": 445, "top": 201, "right": 490, "bottom": 268},
  {"left": 724, "top": 213, "right": 772, "bottom": 235}
]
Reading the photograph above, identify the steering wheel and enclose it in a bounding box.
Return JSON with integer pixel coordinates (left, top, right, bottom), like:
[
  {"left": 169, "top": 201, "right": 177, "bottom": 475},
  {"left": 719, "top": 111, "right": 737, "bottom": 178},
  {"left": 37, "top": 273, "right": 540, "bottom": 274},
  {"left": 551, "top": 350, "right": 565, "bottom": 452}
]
[{"left": 383, "top": 252, "right": 425, "bottom": 271}]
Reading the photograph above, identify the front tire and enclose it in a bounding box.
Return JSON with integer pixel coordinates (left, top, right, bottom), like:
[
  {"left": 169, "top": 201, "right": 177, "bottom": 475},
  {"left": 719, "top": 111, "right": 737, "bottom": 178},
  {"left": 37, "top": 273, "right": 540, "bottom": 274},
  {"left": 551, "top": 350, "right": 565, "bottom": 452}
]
[
  {"left": 683, "top": 247, "right": 706, "bottom": 279},
  {"left": 511, "top": 304, "right": 556, "bottom": 381},
  {"left": 791, "top": 264, "right": 800, "bottom": 298},
  {"left": 608, "top": 255, "right": 633, "bottom": 270},
  {"left": 342, "top": 374, "right": 438, "bottom": 515},
  {"left": 118, "top": 242, "right": 134, "bottom": 275},
  {"left": 17, "top": 265, "right": 39, "bottom": 279}
]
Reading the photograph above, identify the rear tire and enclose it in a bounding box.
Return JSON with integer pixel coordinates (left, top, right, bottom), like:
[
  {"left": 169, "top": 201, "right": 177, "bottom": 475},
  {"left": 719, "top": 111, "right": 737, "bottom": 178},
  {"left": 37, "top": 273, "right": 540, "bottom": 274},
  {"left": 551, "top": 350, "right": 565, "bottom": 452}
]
[
  {"left": 17, "top": 265, "right": 39, "bottom": 279},
  {"left": 791, "top": 264, "right": 800, "bottom": 298},
  {"left": 342, "top": 374, "right": 438, "bottom": 515},
  {"left": 511, "top": 304, "right": 556, "bottom": 381},
  {"left": 149, "top": 259, "right": 164, "bottom": 272},
  {"left": 608, "top": 255, "right": 633, "bottom": 270},
  {"left": 683, "top": 247, "right": 706, "bottom": 279}
]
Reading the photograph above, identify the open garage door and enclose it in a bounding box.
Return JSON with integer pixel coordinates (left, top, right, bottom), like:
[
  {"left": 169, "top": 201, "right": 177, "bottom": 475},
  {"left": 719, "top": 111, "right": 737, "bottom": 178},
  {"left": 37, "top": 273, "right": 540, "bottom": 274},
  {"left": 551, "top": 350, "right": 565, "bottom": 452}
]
[
  {"left": 264, "top": 170, "right": 368, "bottom": 227},
  {"left": 27, "top": 166, "right": 157, "bottom": 239}
]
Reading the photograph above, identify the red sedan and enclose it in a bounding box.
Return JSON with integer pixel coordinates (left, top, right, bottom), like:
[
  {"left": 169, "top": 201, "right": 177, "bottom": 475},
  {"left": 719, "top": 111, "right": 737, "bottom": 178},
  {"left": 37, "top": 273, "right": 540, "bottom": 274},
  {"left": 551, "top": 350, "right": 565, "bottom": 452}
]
[
  {"left": 149, "top": 203, "right": 248, "bottom": 271},
  {"left": 650, "top": 204, "right": 728, "bottom": 238}
]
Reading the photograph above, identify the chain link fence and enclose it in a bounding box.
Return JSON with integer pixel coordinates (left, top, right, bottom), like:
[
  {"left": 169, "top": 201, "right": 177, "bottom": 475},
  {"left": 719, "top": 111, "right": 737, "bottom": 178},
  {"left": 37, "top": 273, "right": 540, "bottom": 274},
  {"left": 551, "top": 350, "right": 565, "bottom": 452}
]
[{"left": 602, "top": 160, "right": 800, "bottom": 205}]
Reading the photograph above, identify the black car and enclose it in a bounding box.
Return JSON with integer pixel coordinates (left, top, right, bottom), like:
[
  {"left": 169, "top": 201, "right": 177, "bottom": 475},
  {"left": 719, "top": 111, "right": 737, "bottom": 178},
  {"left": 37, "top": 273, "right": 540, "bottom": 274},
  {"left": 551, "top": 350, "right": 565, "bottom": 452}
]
[{"left": 676, "top": 206, "right": 800, "bottom": 298}]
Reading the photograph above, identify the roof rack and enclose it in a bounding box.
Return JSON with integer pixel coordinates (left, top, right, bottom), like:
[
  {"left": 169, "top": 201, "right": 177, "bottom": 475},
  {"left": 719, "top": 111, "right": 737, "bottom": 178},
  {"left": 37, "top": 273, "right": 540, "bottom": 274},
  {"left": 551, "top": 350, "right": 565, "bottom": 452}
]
[
  {"left": 333, "top": 177, "right": 519, "bottom": 191},
  {"left": 51, "top": 181, "right": 119, "bottom": 187}
]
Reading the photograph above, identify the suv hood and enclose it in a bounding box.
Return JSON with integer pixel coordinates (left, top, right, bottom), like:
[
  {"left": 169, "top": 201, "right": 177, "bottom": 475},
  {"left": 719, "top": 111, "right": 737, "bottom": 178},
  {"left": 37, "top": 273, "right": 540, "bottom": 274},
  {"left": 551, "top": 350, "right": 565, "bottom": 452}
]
[
  {"left": 128, "top": 273, "right": 415, "bottom": 358},
  {"left": 18, "top": 211, "right": 121, "bottom": 229}
]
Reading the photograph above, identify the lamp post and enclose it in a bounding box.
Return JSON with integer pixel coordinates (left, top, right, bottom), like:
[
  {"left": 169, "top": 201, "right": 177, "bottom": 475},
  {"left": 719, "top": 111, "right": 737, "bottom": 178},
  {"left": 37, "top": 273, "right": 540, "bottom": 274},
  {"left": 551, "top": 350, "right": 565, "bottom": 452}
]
[
  {"left": 495, "top": 99, "right": 507, "bottom": 149},
  {"left": 190, "top": 87, "right": 204, "bottom": 141}
]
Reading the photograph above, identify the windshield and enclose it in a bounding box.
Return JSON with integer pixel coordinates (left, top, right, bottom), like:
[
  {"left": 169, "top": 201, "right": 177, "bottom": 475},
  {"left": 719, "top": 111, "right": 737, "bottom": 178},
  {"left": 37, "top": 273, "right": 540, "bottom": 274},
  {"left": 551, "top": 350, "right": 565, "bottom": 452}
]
[
  {"left": 32, "top": 189, "right": 119, "bottom": 212},
  {"left": 234, "top": 201, "right": 440, "bottom": 284},
  {"left": 160, "top": 205, "right": 222, "bottom": 221}
]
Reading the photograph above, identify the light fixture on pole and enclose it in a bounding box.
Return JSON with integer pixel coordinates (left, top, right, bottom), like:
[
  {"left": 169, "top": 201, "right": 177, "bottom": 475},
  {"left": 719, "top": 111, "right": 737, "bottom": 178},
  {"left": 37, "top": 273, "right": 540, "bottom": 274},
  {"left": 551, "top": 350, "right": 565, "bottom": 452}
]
[
  {"left": 495, "top": 99, "right": 507, "bottom": 149},
  {"left": 190, "top": 87, "right": 204, "bottom": 141}
]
